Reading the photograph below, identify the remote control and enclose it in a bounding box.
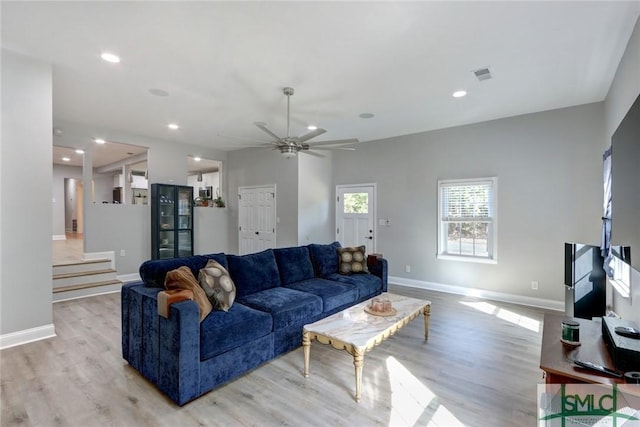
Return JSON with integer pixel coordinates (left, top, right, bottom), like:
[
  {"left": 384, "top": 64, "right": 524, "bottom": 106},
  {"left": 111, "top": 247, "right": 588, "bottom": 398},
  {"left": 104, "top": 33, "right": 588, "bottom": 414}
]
[
  {"left": 573, "top": 360, "right": 623, "bottom": 378},
  {"left": 615, "top": 326, "right": 640, "bottom": 339}
]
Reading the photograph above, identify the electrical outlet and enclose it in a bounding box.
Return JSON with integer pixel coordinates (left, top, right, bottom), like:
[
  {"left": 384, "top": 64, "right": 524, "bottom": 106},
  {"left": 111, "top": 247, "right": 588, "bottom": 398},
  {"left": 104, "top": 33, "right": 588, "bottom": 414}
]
[
  {"left": 405, "top": 265, "right": 411, "bottom": 273},
  {"left": 120, "top": 249, "right": 126, "bottom": 257},
  {"left": 531, "top": 280, "right": 539, "bottom": 290}
]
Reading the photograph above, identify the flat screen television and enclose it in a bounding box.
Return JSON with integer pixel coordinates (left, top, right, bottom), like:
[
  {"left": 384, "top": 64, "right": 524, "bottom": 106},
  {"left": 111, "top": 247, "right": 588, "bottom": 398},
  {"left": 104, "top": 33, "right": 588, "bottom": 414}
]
[{"left": 611, "top": 94, "right": 640, "bottom": 272}]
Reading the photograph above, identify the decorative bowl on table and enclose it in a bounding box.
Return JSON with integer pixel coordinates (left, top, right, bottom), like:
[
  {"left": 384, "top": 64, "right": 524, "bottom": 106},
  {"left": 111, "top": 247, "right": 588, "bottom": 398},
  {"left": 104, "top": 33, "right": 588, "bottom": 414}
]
[{"left": 364, "top": 297, "right": 397, "bottom": 316}]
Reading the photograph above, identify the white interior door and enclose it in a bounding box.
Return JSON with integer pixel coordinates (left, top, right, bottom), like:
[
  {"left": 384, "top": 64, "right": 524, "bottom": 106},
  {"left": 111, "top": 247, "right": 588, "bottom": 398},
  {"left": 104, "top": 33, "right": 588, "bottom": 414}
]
[
  {"left": 336, "top": 184, "right": 376, "bottom": 253},
  {"left": 238, "top": 185, "right": 276, "bottom": 255}
]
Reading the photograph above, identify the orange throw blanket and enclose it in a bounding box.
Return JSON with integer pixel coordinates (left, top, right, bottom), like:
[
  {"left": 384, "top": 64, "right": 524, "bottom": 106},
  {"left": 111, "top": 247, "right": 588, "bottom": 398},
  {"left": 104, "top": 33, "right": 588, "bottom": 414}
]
[{"left": 164, "top": 266, "right": 212, "bottom": 322}]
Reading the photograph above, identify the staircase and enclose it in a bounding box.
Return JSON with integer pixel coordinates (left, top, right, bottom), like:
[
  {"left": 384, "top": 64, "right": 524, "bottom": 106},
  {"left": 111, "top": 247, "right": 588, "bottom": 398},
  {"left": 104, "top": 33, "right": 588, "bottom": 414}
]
[{"left": 53, "top": 258, "right": 122, "bottom": 302}]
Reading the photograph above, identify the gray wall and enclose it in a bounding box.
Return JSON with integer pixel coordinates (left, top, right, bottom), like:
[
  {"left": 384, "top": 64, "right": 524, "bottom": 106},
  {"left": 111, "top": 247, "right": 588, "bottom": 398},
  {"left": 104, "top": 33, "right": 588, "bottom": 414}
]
[
  {"left": 604, "top": 16, "right": 640, "bottom": 324},
  {"left": 226, "top": 149, "right": 299, "bottom": 253},
  {"left": 333, "top": 102, "right": 605, "bottom": 303},
  {"left": 1, "top": 50, "right": 54, "bottom": 337},
  {"left": 194, "top": 207, "right": 228, "bottom": 255},
  {"left": 298, "top": 151, "right": 334, "bottom": 245}
]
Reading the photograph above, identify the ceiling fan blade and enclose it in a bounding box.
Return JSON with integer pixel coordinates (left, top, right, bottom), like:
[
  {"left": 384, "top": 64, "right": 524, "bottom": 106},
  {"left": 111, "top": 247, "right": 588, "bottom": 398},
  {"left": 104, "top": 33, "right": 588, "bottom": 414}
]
[
  {"left": 243, "top": 144, "right": 278, "bottom": 149},
  {"left": 297, "top": 128, "right": 327, "bottom": 143},
  {"left": 313, "top": 147, "right": 356, "bottom": 151},
  {"left": 306, "top": 138, "right": 359, "bottom": 147},
  {"left": 254, "top": 122, "right": 282, "bottom": 142}
]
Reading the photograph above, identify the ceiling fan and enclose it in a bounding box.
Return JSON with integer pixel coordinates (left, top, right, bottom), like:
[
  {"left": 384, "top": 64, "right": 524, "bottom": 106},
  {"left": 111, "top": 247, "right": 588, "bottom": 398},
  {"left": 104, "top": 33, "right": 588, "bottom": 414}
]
[{"left": 253, "top": 87, "right": 359, "bottom": 158}]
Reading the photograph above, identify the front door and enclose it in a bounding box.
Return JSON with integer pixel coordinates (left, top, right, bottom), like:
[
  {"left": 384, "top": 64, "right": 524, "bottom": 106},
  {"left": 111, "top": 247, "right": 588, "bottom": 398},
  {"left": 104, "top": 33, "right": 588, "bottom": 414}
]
[
  {"left": 238, "top": 185, "right": 276, "bottom": 255},
  {"left": 336, "top": 184, "right": 376, "bottom": 253}
]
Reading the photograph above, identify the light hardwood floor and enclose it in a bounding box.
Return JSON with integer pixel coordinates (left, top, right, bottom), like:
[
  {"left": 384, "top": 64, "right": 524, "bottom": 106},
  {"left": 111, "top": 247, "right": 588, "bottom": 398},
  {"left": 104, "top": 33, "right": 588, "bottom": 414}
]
[
  {"left": 52, "top": 233, "right": 84, "bottom": 265},
  {"left": 0, "top": 285, "right": 550, "bottom": 426}
]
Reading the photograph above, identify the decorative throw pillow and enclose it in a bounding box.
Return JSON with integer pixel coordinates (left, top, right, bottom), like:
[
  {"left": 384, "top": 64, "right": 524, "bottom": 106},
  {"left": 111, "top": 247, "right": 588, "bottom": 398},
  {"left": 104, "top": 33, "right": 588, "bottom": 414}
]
[
  {"left": 198, "top": 259, "right": 236, "bottom": 312},
  {"left": 337, "top": 245, "right": 369, "bottom": 275},
  {"left": 164, "top": 266, "right": 212, "bottom": 322}
]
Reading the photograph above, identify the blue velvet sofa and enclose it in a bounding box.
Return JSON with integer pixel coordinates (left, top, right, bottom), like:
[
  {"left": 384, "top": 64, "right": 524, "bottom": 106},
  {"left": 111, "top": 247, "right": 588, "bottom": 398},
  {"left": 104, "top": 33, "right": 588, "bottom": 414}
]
[{"left": 121, "top": 242, "right": 388, "bottom": 405}]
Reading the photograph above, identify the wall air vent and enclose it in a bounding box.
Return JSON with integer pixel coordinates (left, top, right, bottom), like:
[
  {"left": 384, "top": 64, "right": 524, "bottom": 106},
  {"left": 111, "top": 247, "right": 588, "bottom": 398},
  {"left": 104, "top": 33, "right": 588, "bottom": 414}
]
[{"left": 473, "top": 67, "right": 492, "bottom": 82}]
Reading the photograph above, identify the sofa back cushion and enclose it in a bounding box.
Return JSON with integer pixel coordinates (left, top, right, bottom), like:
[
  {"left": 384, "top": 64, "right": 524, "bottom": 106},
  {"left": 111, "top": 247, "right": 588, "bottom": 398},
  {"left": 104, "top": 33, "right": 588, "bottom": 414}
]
[
  {"left": 308, "top": 241, "right": 341, "bottom": 277},
  {"left": 226, "top": 249, "right": 281, "bottom": 298},
  {"left": 139, "top": 253, "right": 227, "bottom": 288},
  {"left": 273, "top": 246, "right": 315, "bottom": 286}
]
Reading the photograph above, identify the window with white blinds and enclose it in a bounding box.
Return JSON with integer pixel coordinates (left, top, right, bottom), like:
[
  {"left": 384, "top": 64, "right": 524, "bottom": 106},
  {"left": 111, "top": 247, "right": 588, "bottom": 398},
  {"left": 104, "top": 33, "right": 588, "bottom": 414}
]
[{"left": 438, "top": 178, "right": 497, "bottom": 262}]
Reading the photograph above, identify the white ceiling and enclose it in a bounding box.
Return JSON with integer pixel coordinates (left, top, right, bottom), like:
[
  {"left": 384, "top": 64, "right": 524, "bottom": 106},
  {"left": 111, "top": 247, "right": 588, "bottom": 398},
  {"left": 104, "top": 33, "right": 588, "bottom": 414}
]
[{"left": 3, "top": 1, "right": 639, "bottom": 155}]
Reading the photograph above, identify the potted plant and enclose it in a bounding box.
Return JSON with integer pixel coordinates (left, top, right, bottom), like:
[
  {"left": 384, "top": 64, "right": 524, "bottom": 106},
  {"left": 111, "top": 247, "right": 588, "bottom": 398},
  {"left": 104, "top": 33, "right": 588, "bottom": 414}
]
[
  {"left": 212, "top": 189, "right": 225, "bottom": 207},
  {"left": 213, "top": 196, "right": 225, "bottom": 208}
]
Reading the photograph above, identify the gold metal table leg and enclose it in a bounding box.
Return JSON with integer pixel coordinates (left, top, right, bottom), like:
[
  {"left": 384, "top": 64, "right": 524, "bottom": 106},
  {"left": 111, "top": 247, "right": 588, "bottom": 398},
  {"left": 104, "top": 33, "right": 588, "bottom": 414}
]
[
  {"left": 303, "top": 330, "right": 310, "bottom": 377},
  {"left": 353, "top": 349, "right": 364, "bottom": 403},
  {"left": 423, "top": 305, "right": 431, "bottom": 341}
]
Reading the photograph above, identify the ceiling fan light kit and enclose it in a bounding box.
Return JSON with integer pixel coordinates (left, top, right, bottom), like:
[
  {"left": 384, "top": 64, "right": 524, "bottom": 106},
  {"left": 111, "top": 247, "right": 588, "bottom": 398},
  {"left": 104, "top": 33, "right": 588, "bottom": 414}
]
[{"left": 253, "top": 87, "right": 359, "bottom": 157}]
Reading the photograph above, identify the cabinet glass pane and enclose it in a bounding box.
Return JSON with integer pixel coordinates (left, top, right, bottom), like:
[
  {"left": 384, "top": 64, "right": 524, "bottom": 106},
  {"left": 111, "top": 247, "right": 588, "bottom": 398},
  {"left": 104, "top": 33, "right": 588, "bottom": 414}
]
[
  {"left": 159, "top": 230, "right": 175, "bottom": 259},
  {"left": 178, "top": 230, "right": 192, "bottom": 257},
  {"left": 177, "top": 188, "right": 192, "bottom": 230}
]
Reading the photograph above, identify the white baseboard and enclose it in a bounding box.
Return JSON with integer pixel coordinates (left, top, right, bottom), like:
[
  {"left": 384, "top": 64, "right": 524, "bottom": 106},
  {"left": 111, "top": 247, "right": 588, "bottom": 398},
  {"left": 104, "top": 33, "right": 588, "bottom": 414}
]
[
  {"left": 52, "top": 235, "right": 66, "bottom": 241},
  {"left": 389, "top": 276, "right": 564, "bottom": 312},
  {"left": 118, "top": 273, "right": 141, "bottom": 283},
  {"left": 84, "top": 251, "right": 115, "bottom": 270},
  {"left": 0, "top": 324, "right": 56, "bottom": 350}
]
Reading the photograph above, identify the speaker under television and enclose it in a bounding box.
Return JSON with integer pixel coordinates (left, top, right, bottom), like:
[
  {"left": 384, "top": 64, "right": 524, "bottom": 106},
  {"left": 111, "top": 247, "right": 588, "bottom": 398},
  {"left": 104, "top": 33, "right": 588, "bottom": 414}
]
[{"left": 564, "top": 243, "right": 606, "bottom": 319}]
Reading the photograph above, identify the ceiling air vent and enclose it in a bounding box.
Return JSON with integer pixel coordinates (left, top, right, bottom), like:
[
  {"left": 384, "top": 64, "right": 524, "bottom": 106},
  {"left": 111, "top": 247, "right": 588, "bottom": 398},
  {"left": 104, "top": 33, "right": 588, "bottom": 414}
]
[{"left": 473, "top": 67, "right": 492, "bottom": 82}]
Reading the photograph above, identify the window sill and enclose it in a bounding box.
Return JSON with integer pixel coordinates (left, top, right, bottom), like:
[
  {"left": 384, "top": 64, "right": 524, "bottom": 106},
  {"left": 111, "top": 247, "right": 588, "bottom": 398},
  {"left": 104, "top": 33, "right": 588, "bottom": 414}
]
[{"left": 437, "top": 254, "right": 497, "bottom": 265}]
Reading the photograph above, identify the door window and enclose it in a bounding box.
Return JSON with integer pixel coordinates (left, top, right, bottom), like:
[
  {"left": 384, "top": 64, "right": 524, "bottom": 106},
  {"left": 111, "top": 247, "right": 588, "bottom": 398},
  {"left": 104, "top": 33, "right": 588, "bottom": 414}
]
[{"left": 343, "top": 192, "right": 369, "bottom": 214}]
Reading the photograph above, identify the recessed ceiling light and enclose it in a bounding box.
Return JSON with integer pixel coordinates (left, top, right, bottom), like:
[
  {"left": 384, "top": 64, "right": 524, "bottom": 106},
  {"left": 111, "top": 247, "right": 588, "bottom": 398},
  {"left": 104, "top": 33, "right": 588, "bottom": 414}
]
[
  {"left": 194, "top": 157, "right": 201, "bottom": 162},
  {"left": 100, "top": 52, "right": 120, "bottom": 63},
  {"left": 307, "top": 125, "right": 317, "bottom": 130},
  {"left": 94, "top": 138, "right": 106, "bottom": 144},
  {"left": 75, "top": 149, "right": 85, "bottom": 154},
  {"left": 168, "top": 123, "right": 179, "bottom": 130},
  {"left": 453, "top": 90, "right": 467, "bottom": 98},
  {"left": 149, "top": 88, "right": 169, "bottom": 97},
  {"left": 359, "top": 113, "right": 375, "bottom": 119},
  {"left": 62, "top": 157, "right": 71, "bottom": 162}
]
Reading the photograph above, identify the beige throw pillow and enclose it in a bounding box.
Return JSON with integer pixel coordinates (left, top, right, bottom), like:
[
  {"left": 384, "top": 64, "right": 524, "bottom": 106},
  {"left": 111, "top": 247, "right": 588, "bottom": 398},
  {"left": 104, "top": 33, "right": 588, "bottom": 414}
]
[
  {"left": 337, "top": 245, "right": 369, "bottom": 275},
  {"left": 164, "top": 266, "right": 212, "bottom": 322},
  {"left": 198, "top": 260, "right": 236, "bottom": 312}
]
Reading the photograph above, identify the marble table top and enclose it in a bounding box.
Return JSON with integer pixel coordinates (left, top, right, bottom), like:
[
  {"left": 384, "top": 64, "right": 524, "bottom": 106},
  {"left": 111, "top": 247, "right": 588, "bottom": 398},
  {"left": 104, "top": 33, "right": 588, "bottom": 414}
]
[{"left": 303, "top": 292, "right": 431, "bottom": 349}]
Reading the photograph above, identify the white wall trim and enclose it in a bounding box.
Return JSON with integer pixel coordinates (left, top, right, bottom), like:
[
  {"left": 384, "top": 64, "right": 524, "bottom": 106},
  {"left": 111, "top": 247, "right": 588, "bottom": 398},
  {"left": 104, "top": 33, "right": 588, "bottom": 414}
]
[
  {"left": 52, "top": 234, "right": 66, "bottom": 241},
  {"left": 389, "top": 275, "right": 564, "bottom": 312},
  {"left": 118, "top": 273, "right": 141, "bottom": 283},
  {"left": 0, "top": 324, "right": 56, "bottom": 350},
  {"left": 84, "top": 251, "right": 115, "bottom": 270}
]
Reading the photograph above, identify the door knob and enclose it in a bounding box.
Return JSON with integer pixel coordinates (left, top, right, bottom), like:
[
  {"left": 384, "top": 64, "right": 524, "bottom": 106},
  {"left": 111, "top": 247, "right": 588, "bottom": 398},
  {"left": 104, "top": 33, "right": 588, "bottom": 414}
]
[{"left": 255, "top": 231, "right": 260, "bottom": 235}]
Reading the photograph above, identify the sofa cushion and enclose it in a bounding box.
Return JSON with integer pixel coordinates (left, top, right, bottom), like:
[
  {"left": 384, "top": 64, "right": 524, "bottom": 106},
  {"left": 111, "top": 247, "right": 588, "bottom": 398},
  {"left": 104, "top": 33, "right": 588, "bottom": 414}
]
[
  {"left": 200, "top": 303, "right": 273, "bottom": 360},
  {"left": 324, "top": 272, "right": 383, "bottom": 300},
  {"left": 164, "top": 266, "right": 212, "bottom": 322},
  {"left": 273, "top": 246, "right": 315, "bottom": 285},
  {"left": 226, "top": 249, "right": 281, "bottom": 298},
  {"left": 198, "top": 260, "right": 236, "bottom": 312},
  {"left": 140, "top": 253, "right": 227, "bottom": 288},
  {"left": 308, "top": 241, "right": 341, "bottom": 277},
  {"left": 238, "top": 287, "right": 322, "bottom": 330},
  {"left": 337, "top": 245, "right": 369, "bottom": 275},
  {"left": 284, "top": 278, "right": 359, "bottom": 313}
]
